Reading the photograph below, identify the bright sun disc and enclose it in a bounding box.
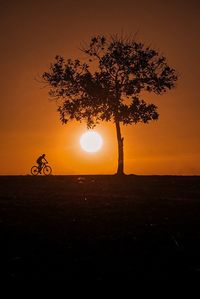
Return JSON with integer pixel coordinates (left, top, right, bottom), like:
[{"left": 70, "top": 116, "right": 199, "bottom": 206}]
[{"left": 80, "top": 131, "right": 103, "bottom": 153}]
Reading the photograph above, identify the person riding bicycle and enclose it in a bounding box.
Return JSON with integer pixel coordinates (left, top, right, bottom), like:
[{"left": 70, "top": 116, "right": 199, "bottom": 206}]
[{"left": 36, "top": 154, "right": 48, "bottom": 173}]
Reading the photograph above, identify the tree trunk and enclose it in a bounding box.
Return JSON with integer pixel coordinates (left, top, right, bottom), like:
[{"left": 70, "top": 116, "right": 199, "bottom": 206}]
[{"left": 115, "top": 120, "right": 124, "bottom": 175}]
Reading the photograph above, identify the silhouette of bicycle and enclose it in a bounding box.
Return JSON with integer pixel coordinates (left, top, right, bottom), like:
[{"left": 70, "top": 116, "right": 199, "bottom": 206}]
[{"left": 31, "top": 162, "right": 52, "bottom": 176}]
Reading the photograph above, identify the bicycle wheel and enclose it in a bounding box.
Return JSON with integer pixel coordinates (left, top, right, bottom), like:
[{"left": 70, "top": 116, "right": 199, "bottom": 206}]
[
  {"left": 43, "top": 165, "right": 52, "bottom": 176},
  {"left": 31, "top": 165, "right": 39, "bottom": 176}
]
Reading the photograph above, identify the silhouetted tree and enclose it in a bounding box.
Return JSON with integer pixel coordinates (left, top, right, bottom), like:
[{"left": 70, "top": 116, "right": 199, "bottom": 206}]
[{"left": 42, "top": 35, "right": 178, "bottom": 175}]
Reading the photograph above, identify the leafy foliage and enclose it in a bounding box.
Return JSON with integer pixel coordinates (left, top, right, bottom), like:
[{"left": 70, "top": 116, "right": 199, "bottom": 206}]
[{"left": 43, "top": 35, "right": 177, "bottom": 128}]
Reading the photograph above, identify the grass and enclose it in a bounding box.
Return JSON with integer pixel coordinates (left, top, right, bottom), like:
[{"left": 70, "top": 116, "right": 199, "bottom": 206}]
[{"left": 0, "top": 175, "right": 200, "bottom": 280}]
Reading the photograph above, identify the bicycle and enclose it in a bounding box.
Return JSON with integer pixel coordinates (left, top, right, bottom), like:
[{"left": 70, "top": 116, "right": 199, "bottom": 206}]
[{"left": 31, "top": 162, "right": 52, "bottom": 176}]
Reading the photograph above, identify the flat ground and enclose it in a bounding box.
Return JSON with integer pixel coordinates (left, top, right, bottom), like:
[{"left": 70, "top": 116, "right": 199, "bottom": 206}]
[{"left": 0, "top": 175, "right": 200, "bottom": 280}]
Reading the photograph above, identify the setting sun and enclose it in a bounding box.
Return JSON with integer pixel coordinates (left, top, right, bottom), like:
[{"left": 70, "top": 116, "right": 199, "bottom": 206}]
[{"left": 80, "top": 131, "right": 103, "bottom": 153}]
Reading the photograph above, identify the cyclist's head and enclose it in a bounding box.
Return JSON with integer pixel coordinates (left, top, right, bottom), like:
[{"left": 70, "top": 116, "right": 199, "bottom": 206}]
[{"left": 42, "top": 154, "right": 46, "bottom": 157}]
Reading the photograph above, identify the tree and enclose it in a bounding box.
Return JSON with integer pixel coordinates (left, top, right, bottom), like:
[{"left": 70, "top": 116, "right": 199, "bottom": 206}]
[{"left": 42, "top": 35, "right": 178, "bottom": 175}]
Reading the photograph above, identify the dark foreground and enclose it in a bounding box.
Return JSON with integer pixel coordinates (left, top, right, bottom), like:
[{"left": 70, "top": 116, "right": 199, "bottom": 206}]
[{"left": 0, "top": 175, "right": 200, "bottom": 280}]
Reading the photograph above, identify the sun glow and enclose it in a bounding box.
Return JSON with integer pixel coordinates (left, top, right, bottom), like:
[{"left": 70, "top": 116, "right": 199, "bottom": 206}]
[{"left": 80, "top": 131, "right": 103, "bottom": 153}]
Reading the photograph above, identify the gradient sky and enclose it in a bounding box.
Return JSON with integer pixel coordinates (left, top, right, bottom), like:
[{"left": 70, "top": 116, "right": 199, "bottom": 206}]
[{"left": 1, "top": 0, "right": 200, "bottom": 175}]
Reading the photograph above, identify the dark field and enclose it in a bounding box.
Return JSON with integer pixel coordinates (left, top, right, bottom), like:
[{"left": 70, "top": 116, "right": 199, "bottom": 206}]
[{"left": 1, "top": 175, "right": 200, "bottom": 280}]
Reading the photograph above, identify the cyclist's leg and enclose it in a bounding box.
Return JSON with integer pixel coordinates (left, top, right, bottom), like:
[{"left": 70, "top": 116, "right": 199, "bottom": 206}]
[{"left": 38, "top": 163, "right": 42, "bottom": 173}]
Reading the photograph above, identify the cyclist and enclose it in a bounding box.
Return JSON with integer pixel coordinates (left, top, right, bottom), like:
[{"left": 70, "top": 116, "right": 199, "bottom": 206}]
[{"left": 36, "top": 154, "right": 48, "bottom": 173}]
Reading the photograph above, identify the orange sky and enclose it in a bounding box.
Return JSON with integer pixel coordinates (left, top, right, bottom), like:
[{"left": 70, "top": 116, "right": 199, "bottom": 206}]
[{"left": 1, "top": 0, "right": 200, "bottom": 175}]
